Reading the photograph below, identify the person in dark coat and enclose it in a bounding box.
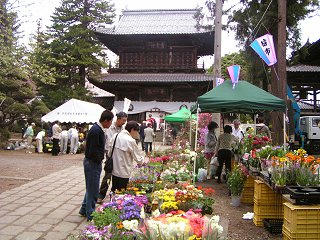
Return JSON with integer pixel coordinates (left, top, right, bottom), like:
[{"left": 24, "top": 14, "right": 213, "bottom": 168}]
[
  {"left": 79, "top": 110, "right": 113, "bottom": 221},
  {"left": 139, "top": 121, "right": 147, "bottom": 151}
]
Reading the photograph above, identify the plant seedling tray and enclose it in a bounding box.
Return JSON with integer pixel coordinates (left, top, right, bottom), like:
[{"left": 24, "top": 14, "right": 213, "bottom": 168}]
[
  {"left": 286, "top": 186, "right": 320, "bottom": 205},
  {"left": 263, "top": 218, "right": 283, "bottom": 235}
]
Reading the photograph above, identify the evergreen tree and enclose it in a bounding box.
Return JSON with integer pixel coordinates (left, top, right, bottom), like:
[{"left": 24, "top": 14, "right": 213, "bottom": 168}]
[
  {"left": 0, "top": 0, "right": 34, "bottom": 141},
  {"left": 39, "top": 0, "right": 115, "bottom": 109},
  {"left": 28, "top": 20, "right": 56, "bottom": 88},
  {"left": 199, "top": 0, "right": 319, "bottom": 89}
]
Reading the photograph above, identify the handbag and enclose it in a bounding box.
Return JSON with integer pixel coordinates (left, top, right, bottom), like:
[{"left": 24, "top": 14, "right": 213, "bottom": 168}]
[{"left": 104, "top": 133, "right": 120, "bottom": 173}]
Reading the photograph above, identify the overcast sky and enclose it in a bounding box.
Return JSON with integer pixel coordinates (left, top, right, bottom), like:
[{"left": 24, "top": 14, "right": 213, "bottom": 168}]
[{"left": 15, "top": 0, "right": 320, "bottom": 68}]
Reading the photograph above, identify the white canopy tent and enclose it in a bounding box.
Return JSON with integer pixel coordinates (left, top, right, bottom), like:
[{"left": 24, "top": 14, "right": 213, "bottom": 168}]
[{"left": 41, "top": 98, "right": 106, "bottom": 123}]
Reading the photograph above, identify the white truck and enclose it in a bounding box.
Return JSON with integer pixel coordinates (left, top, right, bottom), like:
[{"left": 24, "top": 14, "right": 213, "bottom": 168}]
[{"left": 299, "top": 116, "right": 320, "bottom": 153}]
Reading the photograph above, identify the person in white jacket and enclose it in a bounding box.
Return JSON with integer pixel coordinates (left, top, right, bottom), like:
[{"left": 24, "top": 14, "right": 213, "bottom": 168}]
[
  {"left": 60, "top": 127, "right": 69, "bottom": 154},
  {"left": 52, "top": 121, "right": 62, "bottom": 156},
  {"left": 109, "top": 121, "right": 144, "bottom": 192},
  {"left": 68, "top": 125, "right": 79, "bottom": 154},
  {"left": 35, "top": 129, "right": 45, "bottom": 153}
]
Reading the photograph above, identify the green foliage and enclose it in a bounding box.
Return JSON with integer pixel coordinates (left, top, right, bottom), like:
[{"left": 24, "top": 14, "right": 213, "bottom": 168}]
[
  {"left": 92, "top": 207, "right": 121, "bottom": 229},
  {"left": 207, "top": 51, "right": 249, "bottom": 80},
  {"left": 41, "top": 85, "right": 91, "bottom": 110},
  {"left": 271, "top": 169, "right": 287, "bottom": 187},
  {"left": 48, "top": 0, "right": 115, "bottom": 85},
  {"left": 195, "top": 152, "right": 208, "bottom": 174},
  {"left": 0, "top": 127, "right": 10, "bottom": 145},
  {"left": 295, "top": 166, "right": 316, "bottom": 186},
  {"left": 27, "top": 20, "right": 57, "bottom": 87},
  {"left": 227, "top": 166, "right": 246, "bottom": 196},
  {"left": 0, "top": 1, "right": 34, "bottom": 138},
  {"left": 29, "top": 99, "right": 50, "bottom": 124},
  {"left": 26, "top": 0, "right": 116, "bottom": 110}
]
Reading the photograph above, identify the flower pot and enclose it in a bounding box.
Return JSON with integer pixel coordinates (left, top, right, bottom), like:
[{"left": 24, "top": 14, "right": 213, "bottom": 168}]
[{"left": 231, "top": 196, "right": 241, "bottom": 207}]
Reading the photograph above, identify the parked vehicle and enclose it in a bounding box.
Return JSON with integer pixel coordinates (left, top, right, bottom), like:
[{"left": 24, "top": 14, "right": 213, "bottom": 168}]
[{"left": 299, "top": 116, "right": 320, "bottom": 153}]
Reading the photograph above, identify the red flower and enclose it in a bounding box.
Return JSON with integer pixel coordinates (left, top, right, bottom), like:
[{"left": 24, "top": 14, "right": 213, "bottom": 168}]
[
  {"left": 262, "top": 136, "right": 270, "bottom": 141},
  {"left": 252, "top": 140, "right": 259, "bottom": 145},
  {"left": 203, "top": 187, "right": 215, "bottom": 195}
]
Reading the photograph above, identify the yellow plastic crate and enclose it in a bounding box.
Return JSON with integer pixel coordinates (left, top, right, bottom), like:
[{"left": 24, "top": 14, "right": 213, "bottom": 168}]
[
  {"left": 254, "top": 199, "right": 284, "bottom": 218},
  {"left": 244, "top": 175, "right": 255, "bottom": 188},
  {"left": 283, "top": 225, "right": 320, "bottom": 240},
  {"left": 283, "top": 202, "right": 320, "bottom": 236},
  {"left": 254, "top": 180, "right": 283, "bottom": 205},
  {"left": 253, "top": 215, "right": 263, "bottom": 227},
  {"left": 241, "top": 187, "right": 254, "bottom": 204}
]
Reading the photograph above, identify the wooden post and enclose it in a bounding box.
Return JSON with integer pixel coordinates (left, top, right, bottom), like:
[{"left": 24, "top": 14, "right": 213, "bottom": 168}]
[
  {"left": 271, "top": 0, "right": 287, "bottom": 145},
  {"left": 212, "top": 0, "right": 223, "bottom": 135}
]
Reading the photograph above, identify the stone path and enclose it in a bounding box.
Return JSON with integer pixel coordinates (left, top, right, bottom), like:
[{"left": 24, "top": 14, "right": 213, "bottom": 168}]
[{"left": 0, "top": 166, "right": 86, "bottom": 240}]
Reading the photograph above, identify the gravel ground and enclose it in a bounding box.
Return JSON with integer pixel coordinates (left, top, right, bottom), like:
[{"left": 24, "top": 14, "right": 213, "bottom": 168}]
[{"left": 0, "top": 149, "right": 282, "bottom": 240}]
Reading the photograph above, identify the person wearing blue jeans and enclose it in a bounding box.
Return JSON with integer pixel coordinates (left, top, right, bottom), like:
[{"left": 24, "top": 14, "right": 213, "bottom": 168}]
[{"left": 79, "top": 110, "right": 113, "bottom": 221}]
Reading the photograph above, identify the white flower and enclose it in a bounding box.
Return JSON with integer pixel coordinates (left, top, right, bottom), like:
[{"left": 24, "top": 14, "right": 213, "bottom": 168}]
[
  {"left": 210, "top": 215, "right": 220, "bottom": 223},
  {"left": 152, "top": 209, "right": 160, "bottom": 218},
  {"left": 122, "top": 219, "right": 139, "bottom": 231},
  {"left": 217, "top": 224, "right": 223, "bottom": 234},
  {"left": 140, "top": 207, "right": 146, "bottom": 219}
]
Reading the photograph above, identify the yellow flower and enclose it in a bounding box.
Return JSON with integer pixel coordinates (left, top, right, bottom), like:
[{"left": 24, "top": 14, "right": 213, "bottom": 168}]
[
  {"left": 279, "top": 157, "right": 287, "bottom": 162},
  {"left": 188, "top": 235, "right": 202, "bottom": 240}
]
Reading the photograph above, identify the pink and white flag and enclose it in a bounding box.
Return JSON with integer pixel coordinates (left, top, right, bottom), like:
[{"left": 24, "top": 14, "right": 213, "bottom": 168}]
[
  {"left": 250, "top": 34, "right": 277, "bottom": 66},
  {"left": 227, "top": 65, "right": 240, "bottom": 89}
]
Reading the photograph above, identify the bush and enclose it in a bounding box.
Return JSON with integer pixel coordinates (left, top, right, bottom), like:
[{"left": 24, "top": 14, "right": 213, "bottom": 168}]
[
  {"left": 0, "top": 127, "right": 11, "bottom": 148},
  {"left": 227, "top": 166, "right": 246, "bottom": 196}
]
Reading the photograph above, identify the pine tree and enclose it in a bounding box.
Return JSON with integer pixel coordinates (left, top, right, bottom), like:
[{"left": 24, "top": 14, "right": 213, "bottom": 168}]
[
  {"left": 37, "top": 0, "right": 115, "bottom": 109},
  {"left": 49, "top": 0, "right": 114, "bottom": 86},
  {"left": 0, "top": 0, "right": 34, "bottom": 141}
]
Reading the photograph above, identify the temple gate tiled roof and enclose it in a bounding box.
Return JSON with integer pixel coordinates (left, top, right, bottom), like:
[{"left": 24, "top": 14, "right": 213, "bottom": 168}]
[
  {"left": 287, "top": 65, "right": 320, "bottom": 72},
  {"left": 96, "top": 9, "right": 210, "bottom": 35},
  {"left": 96, "top": 73, "right": 215, "bottom": 83}
]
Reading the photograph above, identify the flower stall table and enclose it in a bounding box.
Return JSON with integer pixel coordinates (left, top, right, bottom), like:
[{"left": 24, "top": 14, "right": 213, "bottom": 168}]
[
  {"left": 253, "top": 180, "right": 285, "bottom": 227},
  {"left": 241, "top": 175, "right": 256, "bottom": 204},
  {"left": 282, "top": 202, "right": 320, "bottom": 240}
]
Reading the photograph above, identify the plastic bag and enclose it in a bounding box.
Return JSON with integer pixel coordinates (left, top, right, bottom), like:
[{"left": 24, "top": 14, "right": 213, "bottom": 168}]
[
  {"left": 210, "top": 156, "right": 219, "bottom": 166},
  {"left": 197, "top": 168, "right": 207, "bottom": 182}
]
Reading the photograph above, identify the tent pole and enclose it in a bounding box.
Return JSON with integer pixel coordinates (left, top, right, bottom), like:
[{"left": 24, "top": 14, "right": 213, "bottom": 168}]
[
  {"left": 189, "top": 116, "right": 192, "bottom": 148},
  {"left": 283, "top": 113, "right": 286, "bottom": 149},
  {"left": 163, "top": 120, "right": 166, "bottom": 145},
  {"left": 194, "top": 105, "right": 199, "bottom": 183},
  {"left": 254, "top": 114, "right": 257, "bottom": 135}
]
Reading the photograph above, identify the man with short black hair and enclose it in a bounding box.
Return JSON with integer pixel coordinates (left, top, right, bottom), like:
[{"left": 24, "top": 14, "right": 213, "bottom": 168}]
[
  {"left": 97, "top": 111, "right": 128, "bottom": 203},
  {"left": 79, "top": 110, "right": 113, "bottom": 221}
]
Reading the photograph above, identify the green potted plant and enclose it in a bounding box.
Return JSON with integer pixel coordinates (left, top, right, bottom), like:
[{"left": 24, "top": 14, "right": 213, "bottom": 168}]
[{"left": 227, "top": 166, "right": 247, "bottom": 207}]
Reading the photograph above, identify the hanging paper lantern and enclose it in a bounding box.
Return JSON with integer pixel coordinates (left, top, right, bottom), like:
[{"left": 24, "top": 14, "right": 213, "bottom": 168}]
[
  {"left": 250, "top": 34, "right": 277, "bottom": 66},
  {"left": 227, "top": 65, "right": 240, "bottom": 89},
  {"left": 216, "top": 77, "right": 224, "bottom": 86}
]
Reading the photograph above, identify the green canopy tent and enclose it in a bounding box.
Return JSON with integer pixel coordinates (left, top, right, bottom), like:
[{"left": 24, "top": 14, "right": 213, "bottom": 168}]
[
  {"left": 191, "top": 80, "right": 286, "bottom": 182},
  {"left": 197, "top": 80, "right": 286, "bottom": 114},
  {"left": 164, "top": 107, "right": 196, "bottom": 145},
  {"left": 164, "top": 107, "right": 196, "bottom": 122}
]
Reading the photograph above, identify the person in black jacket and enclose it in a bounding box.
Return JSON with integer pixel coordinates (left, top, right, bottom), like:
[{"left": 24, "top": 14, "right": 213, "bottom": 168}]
[
  {"left": 79, "top": 110, "right": 113, "bottom": 221},
  {"left": 139, "top": 121, "right": 147, "bottom": 151}
]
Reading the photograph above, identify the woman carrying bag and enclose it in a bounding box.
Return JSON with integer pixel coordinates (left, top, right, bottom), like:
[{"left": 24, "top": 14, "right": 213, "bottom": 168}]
[
  {"left": 109, "top": 121, "right": 144, "bottom": 192},
  {"left": 213, "top": 125, "right": 239, "bottom": 183}
]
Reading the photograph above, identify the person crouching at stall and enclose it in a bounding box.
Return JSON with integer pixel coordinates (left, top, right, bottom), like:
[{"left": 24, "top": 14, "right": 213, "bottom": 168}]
[
  {"left": 110, "top": 121, "right": 144, "bottom": 192},
  {"left": 213, "top": 125, "right": 239, "bottom": 183}
]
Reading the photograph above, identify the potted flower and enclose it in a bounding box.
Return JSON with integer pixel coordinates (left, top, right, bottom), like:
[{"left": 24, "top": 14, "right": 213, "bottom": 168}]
[{"left": 227, "top": 166, "right": 246, "bottom": 207}]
